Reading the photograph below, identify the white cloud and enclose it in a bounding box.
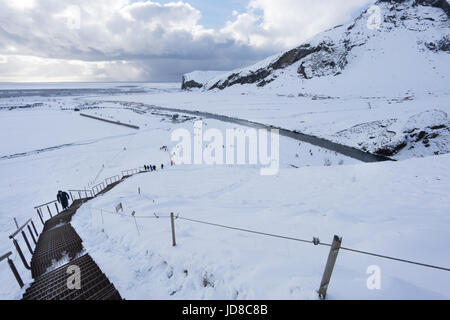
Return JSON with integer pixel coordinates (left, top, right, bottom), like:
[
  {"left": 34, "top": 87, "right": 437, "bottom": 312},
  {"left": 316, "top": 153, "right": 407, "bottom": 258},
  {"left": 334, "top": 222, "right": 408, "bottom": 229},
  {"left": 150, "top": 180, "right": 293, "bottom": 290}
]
[
  {"left": 5, "top": 0, "right": 36, "bottom": 10},
  {"left": 222, "top": 0, "right": 373, "bottom": 49},
  {"left": 0, "top": 55, "right": 148, "bottom": 82},
  {"left": 0, "top": 0, "right": 373, "bottom": 81}
]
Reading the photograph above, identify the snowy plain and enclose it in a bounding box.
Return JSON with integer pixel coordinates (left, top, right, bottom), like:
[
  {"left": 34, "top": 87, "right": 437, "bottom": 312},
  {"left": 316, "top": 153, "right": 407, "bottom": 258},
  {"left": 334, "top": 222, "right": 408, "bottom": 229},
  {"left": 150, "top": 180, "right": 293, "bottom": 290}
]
[{"left": 0, "top": 82, "right": 449, "bottom": 300}]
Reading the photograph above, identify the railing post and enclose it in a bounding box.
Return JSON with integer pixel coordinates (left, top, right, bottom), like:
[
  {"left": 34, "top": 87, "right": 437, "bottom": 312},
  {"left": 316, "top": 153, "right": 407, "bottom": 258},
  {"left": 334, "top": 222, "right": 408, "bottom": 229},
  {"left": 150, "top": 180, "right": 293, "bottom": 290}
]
[
  {"left": 47, "top": 205, "right": 52, "bottom": 218},
  {"left": 22, "top": 231, "right": 33, "bottom": 255},
  {"left": 12, "top": 239, "right": 31, "bottom": 270},
  {"left": 27, "top": 225, "right": 37, "bottom": 245},
  {"left": 37, "top": 209, "right": 44, "bottom": 226},
  {"left": 170, "top": 212, "right": 176, "bottom": 247},
  {"left": 318, "top": 235, "right": 342, "bottom": 299},
  {"left": 69, "top": 192, "right": 74, "bottom": 201},
  {"left": 78, "top": 191, "right": 81, "bottom": 199},
  {"left": 31, "top": 220, "right": 39, "bottom": 237},
  {"left": 55, "top": 202, "right": 59, "bottom": 214},
  {"left": 7, "top": 257, "right": 24, "bottom": 288}
]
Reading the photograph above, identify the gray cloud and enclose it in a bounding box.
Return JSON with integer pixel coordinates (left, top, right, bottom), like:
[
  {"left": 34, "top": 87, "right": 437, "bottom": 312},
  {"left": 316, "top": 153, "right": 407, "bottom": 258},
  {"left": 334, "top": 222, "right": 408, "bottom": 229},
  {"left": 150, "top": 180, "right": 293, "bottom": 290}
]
[{"left": 0, "top": 0, "right": 372, "bottom": 82}]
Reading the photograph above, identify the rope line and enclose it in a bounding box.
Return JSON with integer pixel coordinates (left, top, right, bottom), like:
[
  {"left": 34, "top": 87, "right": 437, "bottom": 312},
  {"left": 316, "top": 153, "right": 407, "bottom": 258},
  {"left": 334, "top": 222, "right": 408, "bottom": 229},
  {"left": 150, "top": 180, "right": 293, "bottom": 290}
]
[
  {"left": 88, "top": 207, "right": 450, "bottom": 272},
  {"left": 89, "top": 207, "right": 171, "bottom": 219},
  {"left": 178, "top": 216, "right": 313, "bottom": 245},
  {"left": 338, "top": 247, "right": 450, "bottom": 272},
  {"left": 178, "top": 217, "right": 450, "bottom": 272}
]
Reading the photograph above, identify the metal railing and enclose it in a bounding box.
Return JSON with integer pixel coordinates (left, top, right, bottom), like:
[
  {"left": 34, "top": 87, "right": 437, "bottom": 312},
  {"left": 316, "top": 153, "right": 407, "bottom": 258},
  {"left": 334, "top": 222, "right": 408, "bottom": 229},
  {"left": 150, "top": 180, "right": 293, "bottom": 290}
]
[
  {"left": 7, "top": 218, "right": 40, "bottom": 287},
  {"left": 69, "top": 190, "right": 94, "bottom": 201},
  {"left": 122, "top": 169, "right": 139, "bottom": 177},
  {"left": 2, "top": 166, "right": 150, "bottom": 292},
  {"left": 104, "top": 175, "right": 121, "bottom": 186},
  {"left": 92, "top": 182, "right": 106, "bottom": 196},
  {"left": 1, "top": 251, "right": 24, "bottom": 288},
  {"left": 34, "top": 200, "right": 60, "bottom": 224}
]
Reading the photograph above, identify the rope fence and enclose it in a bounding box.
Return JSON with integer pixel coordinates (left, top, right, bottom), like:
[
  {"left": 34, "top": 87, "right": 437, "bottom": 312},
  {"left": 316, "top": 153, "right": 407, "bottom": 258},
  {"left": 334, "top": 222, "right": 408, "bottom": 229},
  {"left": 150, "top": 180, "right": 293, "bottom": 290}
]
[
  {"left": 88, "top": 204, "right": 450, "bottom": 296},
  {"left": 89, "top": 206, "right": 450, "bottom": 272}
]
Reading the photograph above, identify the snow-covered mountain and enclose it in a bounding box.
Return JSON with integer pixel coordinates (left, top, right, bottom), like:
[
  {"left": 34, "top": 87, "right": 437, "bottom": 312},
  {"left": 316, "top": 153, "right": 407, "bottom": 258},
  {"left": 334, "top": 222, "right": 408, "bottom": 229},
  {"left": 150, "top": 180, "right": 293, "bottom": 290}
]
[
  {"left": 182, "top": 0, "right": 450, "bottom": 96},
  {"left": 180, "top": 0, "right": 450, "bottom": 159}
]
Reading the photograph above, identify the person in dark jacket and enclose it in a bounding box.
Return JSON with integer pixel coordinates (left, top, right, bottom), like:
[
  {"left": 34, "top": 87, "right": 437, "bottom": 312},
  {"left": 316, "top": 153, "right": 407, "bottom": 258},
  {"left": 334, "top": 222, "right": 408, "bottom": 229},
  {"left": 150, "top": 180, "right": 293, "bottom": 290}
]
[{"left": 57, "top": 190, "right": 70, "bottom": 210}]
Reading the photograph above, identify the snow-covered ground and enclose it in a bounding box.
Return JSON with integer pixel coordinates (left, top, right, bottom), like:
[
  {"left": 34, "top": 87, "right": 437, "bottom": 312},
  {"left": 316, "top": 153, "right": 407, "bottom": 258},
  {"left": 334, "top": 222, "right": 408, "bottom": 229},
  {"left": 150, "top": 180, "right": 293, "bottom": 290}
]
[
  {"left": 94, "top": 89, "right": 450, "bottom": 160},
  {"left": 72, "top": 154, "right": 450, "bottom": 299},
  {"left": 0, "top": 88, "right": 358, "bottom": 299},
  {"left": 0, "top": 82, "right": 449, "bottom": 300},
  {"left": 1, "top": 0, "right": 449, "bottom": 302}
]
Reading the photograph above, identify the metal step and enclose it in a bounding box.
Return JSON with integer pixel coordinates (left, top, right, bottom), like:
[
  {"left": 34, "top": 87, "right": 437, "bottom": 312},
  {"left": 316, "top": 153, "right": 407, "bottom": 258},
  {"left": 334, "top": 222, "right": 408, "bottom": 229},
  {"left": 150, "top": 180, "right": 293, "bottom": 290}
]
[
  {"left": 23, "top": 185, "right": 124, "bottom": 300},
  {"left": 23, "top": 254, "right": 121, "bottom": 300},
  {"left": 31, "top": 224, "right": 83, "bottom": 278},
  {"left": 42, "top": 199, "right": 87, "bottom": 231}
]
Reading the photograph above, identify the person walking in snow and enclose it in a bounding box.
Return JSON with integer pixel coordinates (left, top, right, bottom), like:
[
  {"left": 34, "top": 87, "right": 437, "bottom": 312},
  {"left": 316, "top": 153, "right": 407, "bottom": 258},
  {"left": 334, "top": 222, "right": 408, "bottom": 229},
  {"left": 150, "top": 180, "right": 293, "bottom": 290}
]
[
  {"left": 161, "top": 164, "right": 164, "bottom": 170},
  {"left": 57, "top": 190, "right": 70, "bottom": 210}
]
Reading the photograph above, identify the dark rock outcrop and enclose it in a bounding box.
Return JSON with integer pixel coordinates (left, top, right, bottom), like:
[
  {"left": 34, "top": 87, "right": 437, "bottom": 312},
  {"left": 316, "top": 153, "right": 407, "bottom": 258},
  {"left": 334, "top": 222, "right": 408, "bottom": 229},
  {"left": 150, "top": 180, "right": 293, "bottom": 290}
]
[
  {"left": 181, "top": 76, "right": 204, "bottom": 90},
  {"left": 378, "top": 0, "right": 450, "bottom": 17},
  {"left": 209, "top": 42, "right": 342, "bottom": 90}
]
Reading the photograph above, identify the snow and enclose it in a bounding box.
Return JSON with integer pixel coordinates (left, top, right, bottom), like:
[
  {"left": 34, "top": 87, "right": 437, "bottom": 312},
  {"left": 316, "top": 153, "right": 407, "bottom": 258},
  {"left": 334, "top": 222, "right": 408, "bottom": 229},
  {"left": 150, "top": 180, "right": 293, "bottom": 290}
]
[
  {"left": 71, "top": 153, "right": 450, "bottom": 299},
  {"left": 183, "top": 71, "right": 226, "bottom": 86},
  {"left": 185, "top": 1, "right": 450, "bottom": 97},
  {"left": 96, "top": 88, "right": 450, "bottom": 159},
  {"left": 0, "top": 96, "right": 357, "bottom": 299},
  {"left": 0, "top": 83, "right": 449, "bottom": 300},
  {"left": 1, "top": 0, "right": 449, "bottom": 301}
]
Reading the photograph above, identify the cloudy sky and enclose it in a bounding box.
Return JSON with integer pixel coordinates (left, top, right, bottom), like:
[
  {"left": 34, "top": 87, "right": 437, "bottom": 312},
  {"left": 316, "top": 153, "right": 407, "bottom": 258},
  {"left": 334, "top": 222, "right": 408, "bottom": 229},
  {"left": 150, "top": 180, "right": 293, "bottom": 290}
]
[{"left": 0, "top": 0, "right": 373, "bottom": 82}]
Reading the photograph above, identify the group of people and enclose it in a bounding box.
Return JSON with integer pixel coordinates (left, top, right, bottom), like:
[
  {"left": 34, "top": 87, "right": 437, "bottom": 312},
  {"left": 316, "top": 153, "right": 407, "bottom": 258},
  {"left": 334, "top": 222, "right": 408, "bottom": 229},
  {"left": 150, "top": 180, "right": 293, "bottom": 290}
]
[
  {"left": 144, "top": 164, "right": 159, "bottom": 171},
  {"left": 56, "top": 146, "right": 175, "bottom": 212}
]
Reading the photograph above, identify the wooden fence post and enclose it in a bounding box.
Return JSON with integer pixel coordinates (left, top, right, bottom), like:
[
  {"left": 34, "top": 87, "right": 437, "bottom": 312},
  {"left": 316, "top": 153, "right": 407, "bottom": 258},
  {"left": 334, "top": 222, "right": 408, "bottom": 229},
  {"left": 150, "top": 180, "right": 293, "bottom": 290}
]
[
  {"left": 170, "top": 212, "right": 176, "bottom": 247},
  {"left": 318, "top": 235, "right": 342, "bottom": 299}
]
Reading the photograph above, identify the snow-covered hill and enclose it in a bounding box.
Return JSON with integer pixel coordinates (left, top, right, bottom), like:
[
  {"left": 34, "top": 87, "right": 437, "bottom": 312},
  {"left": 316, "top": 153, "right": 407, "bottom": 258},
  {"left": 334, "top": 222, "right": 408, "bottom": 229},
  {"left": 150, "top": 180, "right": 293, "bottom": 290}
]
[
  {"left": 182, "top": 0, "right": 450, "bottom": 96},
  {"left": 178, "top": 0, "right": 450, "bottom": 159}
]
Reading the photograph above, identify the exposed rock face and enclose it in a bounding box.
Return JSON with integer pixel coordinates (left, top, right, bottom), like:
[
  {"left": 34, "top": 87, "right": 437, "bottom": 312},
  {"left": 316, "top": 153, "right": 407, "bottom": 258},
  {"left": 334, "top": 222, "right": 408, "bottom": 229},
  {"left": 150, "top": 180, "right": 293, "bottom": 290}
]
[
  {"left": 379, "top": 0, "right": 450, "bottom": 17},
  {"left": 208, "top": 41, "right": 350, "bottom": 89},
  {"left": 415, "top": 0, "right": 450, "bottom": 17},
  {"left": 333, "top": 109, "right": 450, "bottom": 158},
  {"left": 425, "top": 35, "right": 450, "bottom": 52},
  {"left": 181, "top": 76, "right": 203, "bottom": 90}
]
